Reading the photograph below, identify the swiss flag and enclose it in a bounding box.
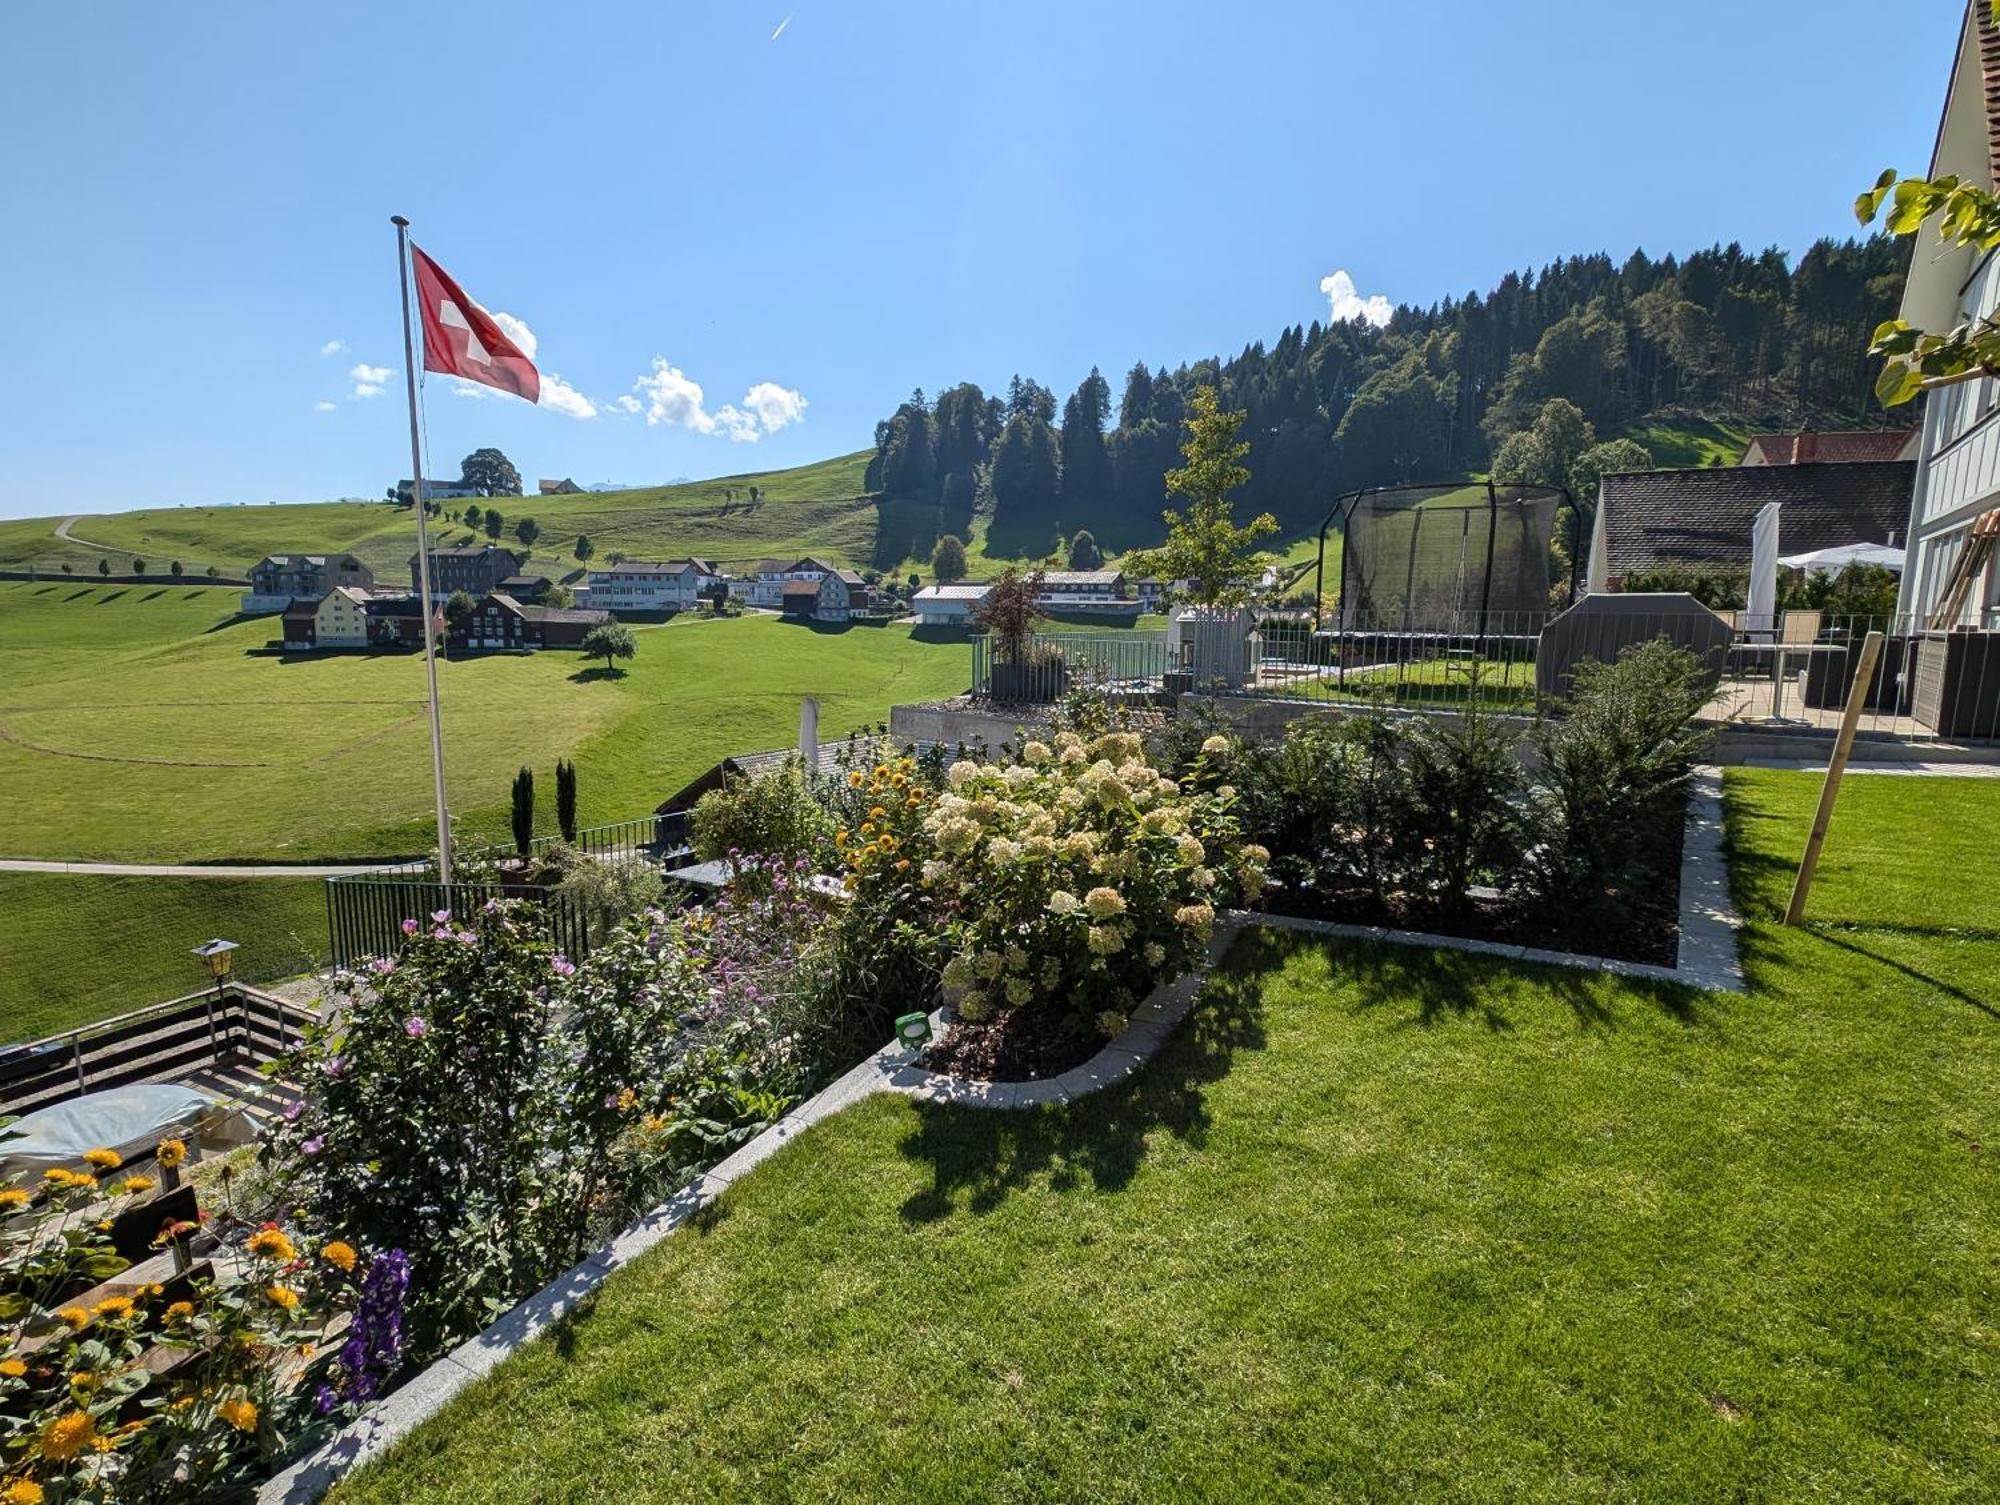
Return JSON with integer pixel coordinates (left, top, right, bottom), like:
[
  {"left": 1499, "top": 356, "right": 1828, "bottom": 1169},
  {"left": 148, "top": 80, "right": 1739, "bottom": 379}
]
[{"left": 412, "top": 246, "right": 540, "bottom": 404}]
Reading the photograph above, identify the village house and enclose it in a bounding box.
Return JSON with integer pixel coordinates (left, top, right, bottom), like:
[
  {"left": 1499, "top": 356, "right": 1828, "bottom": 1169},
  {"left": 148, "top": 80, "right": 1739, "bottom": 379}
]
[
  {"left": 911, "top": 582, "right": 991, "bottom": 625},
  {"left": 448, "top": 593, "right": 611, "bottom": 652},
  {"left": 395, "top": 476, "right": 485, "bottom": 502},
  {"left": 277, "top": 586, "right": 372, "bottom": 651},
  {"left": 736, "top": 556, "right": 839, "bottom": 608},
  {"left": 537, "top": 477, "right": 585, "bottom": 495},
  {"left": 1036, "top": 569, "right": 1127, "bottom": 605},
  {"left": 364, "top": 594, "right": 444, "bottom": 648},
  {"left": 580, "top": 558, "right": 721, "bottom": 613},
  {"left": 1587, "top": 462, "right": 1915, "bottom": 590},
  {"left": 241, "top": 553, "right": 374, "bottom": 615},
  {"left": 780, "top": 569, "right": 869, "bottom": 624},
  {"left": 412, "top": 545, "right": 524, "bottom": 598}
]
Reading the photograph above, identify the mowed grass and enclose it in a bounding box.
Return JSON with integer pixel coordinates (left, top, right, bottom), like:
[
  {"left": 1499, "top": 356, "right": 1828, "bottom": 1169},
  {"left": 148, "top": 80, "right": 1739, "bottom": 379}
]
[
  {"left": 0, "top": 874, "right": 328, "bottom": 1042},
  {"left": 332, "top": 769, "right": 1999, "bottom": 1504},
  {"left": 0, "top": 583, "right": 971, "bottom": 861}
]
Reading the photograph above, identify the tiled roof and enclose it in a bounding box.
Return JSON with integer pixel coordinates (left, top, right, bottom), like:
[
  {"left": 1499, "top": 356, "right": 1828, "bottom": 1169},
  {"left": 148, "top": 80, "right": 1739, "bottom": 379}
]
[
  {"left": 780, "top": 579, "right": 822, "bottom": 597},
  {"left": 1597, "top": 461, "right": 1915, "bottom": 576},
  {"left": 914, "top": 584, "right": 992, "bottom": 601},
  {"left": 519, "top": 605, "right": 610, "bottom": 625},
  {"left": 832, "top": 569, "right": 867, "bottom": 587},
  {"left": 1740, "top": 429, "right": 1914, "bottom": 466}
]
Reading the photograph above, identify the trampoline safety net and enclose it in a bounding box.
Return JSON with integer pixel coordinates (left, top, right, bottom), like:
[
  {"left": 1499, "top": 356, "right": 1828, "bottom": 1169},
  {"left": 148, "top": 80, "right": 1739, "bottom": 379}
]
[{"left": 1338, "top": 483, "right": 1566, "bottom": 628}]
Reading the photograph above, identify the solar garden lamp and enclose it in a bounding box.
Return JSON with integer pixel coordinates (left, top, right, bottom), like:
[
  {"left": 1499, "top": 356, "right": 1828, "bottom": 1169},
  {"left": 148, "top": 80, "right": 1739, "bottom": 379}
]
[{"left": 894, "top": 1012, "right": 932, "bottom": 1052}]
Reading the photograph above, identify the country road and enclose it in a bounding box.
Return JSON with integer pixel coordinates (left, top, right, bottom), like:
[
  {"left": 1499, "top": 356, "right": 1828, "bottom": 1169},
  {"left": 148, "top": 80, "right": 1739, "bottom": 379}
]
[{"left": 54, "top": 515, "right": 120, "bottom": 552}]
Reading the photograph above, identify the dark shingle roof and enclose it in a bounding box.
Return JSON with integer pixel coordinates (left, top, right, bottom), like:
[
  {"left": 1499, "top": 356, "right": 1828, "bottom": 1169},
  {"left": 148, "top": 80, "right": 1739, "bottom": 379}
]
[
  {"left": 1597, "top": 461, "right": 1915, "bottom": 576},
  {"left": 1740, "top": 429, "right": 1914, "bottom": 466}
]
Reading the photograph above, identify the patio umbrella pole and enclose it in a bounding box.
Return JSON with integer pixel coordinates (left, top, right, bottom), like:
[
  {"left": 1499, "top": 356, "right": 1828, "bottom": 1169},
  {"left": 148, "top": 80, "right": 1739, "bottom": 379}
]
[{"left": 1785, "top": 629, "right": 1884, "bottom": 926}]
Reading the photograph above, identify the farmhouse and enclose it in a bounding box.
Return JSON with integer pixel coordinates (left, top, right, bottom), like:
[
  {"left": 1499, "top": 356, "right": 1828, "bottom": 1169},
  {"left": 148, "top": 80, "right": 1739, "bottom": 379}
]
[
  {"left": 276, "top": 586, "right": 372, "bottom": 651},
  {"left": 911, "top": 582, "right": 991, "bottom": 625},
  {"left": 779, "top": 570, "right": 869, "bottom": 624},
  {"left": 538, "top": 477, "right": 584, "bottom": 495},
  {"left": 395, "top": 476, "right": 485, "bottom": 502},
  {"left": 581, "top": 558, "right": 721, "bottom": 613},
  {"left": 364, "top": 594, "right": 444, "bottom": 647},
  {"left": 241, "top": 553, "right": 374, "bottom": 615},
  {"left": 413, "top": 545, "right": 524, "bottom": 598},
  {"left": 448, "top": 593, "right": 611, "bottom": 651},
  {"left": 737, "top": 556, "right": 839, "bottom": 609},
  {"left": 1037, "top": 569, "right": 1127, "bottom": 604},
  {"left": 1586, "top": 461, "right": 1914, "bottom": 590}
]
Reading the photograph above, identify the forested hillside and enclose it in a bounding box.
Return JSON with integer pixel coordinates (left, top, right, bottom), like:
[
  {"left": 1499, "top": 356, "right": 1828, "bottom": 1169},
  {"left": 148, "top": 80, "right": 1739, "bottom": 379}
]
[{"left": 866, "top": 237, "right": 1911, "bottom": 559}]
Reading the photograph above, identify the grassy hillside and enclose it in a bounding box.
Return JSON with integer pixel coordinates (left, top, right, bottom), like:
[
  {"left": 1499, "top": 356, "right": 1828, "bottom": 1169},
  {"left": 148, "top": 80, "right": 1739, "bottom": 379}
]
[
  {"left": 0, "top": 582, "right": 971, "bottom": 863},
  {"left": 1616, "top": 416, "right": 1750, "bottom": 469},
  {"left": 0, "top": 874, "right": 328, "bottom": 1041},
  {"left": 0, "top": 453, "right": 885, "bottom": 581}
]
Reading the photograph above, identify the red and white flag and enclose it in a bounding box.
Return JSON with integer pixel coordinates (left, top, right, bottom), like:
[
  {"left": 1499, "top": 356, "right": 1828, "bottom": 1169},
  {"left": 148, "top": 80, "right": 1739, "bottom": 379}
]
[{"left": 411, "top": 246, "right": 539, "bottom": 403}]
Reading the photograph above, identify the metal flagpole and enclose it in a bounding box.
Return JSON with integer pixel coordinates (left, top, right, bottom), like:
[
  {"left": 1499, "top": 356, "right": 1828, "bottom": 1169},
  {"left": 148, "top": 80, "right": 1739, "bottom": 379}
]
[{"left": 392, "top": 214, "right": 454, "bottom": 885}]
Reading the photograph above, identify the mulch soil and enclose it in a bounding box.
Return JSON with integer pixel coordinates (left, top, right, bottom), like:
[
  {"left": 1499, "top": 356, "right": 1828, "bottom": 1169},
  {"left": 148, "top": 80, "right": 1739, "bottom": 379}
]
[{"left": 923, "top": 1004, "right": 1106, "bottom": 1084}]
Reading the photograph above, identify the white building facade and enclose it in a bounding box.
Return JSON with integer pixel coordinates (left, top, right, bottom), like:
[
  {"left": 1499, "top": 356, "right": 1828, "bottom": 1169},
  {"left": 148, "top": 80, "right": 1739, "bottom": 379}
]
[
  {"left": 911, "top": 583, "right": 991, "bottom": 624},
  {"left": 1896, "top": 2, "right": 2000, "bottom": 627},
  {"left": 580, "top": 559, "right": 719, "bottom": 612}
]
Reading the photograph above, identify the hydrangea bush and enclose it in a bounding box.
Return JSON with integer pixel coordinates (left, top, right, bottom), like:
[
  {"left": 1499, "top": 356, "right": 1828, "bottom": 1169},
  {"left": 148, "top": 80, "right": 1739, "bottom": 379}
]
[{"left": 918, "top": 732, "right": 1265, "bottom": 1039}]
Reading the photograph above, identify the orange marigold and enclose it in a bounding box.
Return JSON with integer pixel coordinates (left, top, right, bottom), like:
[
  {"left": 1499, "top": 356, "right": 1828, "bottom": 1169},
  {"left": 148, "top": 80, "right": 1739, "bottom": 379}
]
[
  {"left": 39, "top": 1410, "right": 97, "bottom": 1461},
  {"left": 319, "top": 1240, "right": 358, "bottom": 1273},
  {"left": 55, "top": 1307, "right": 89, "bottom": 1331},
  {"left": 217, "top": 1396, "right": 257, "bottom": 1433},
  {"left": 4, "top": 1477, "right": 45, "bottom": 1504},
  {"left": 246, "top": 1227, "right": 297, "bottom": 1263},
  {"left": 264, "top": 1284, "right": 301, "bottom": 1312}
]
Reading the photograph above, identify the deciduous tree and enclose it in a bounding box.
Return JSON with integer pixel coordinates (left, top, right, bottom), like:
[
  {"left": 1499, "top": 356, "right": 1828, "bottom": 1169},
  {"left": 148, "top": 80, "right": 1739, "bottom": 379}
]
[
  {"left": 1124, "top": 387, "right": 1276, "bottom": 608},
  {"left": 581, "top": 621, "right": 637, "bottom": 672},
  {"left": 461, "top": 448, "right": 522, "bottom": 497},
  {"left": 931, "top": 534, "right": 968, "bottom": 583}
]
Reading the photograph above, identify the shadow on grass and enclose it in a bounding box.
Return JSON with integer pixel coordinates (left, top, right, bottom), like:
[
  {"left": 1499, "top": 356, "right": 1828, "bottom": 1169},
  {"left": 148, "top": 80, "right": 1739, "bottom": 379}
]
[
  {"left": 95, "top": 589, "right": 128, "bottom": 603},
  {"left": 895, "top": 953, "right": 1271, "bottom": 1223},
  {"left": 1802, "top": 926, "right": 2000, "bottom": 1020},
  {"left": 1329, "top": 932, "right": 1705, "bottom": 1033},
  {"left": 203, "top": 613, "right": 254, "bottom": 634},
  {"left": 568, "top": 664, "right": 627, "bottom": 683}
]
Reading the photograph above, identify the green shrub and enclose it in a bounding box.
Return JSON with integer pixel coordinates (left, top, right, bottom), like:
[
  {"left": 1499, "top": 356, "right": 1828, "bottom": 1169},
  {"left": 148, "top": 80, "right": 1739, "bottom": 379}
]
[
  {"left": 548, "top": 844, "right": 666, "bottom": 945},
  {"left": 1518, "top": 639, "right": 1712, "bottom": 924},
  {"left": 1398, "top": 690, "right": 1523, "bottom": 918},
  {"left": 690, "top": 760, "right": 832, "bottom": 871}
]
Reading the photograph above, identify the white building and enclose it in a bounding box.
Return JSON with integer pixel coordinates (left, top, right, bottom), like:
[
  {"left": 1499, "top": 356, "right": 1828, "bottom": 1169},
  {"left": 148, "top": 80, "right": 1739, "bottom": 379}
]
[
  {"left": 579, "top": 558, "right": 719, "bottom": 613},
  {"left": 1036, "top": 569, "right": 1126, "bottom": 604},
  {"left": 1894, "top": 0, "right": 2000, "bottom": 628},
  {"left": 735, "top": 556, "right": 838, "bottom": 609},
  {"left": 912, "top": 583, "right": 991, "bottom": 625}
]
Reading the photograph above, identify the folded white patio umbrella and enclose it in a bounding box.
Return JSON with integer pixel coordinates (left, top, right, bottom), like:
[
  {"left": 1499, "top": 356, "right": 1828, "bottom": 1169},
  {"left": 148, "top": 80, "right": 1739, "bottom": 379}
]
[{"left": 1777, "top": 542, "right": 1906, "bottom": 573}]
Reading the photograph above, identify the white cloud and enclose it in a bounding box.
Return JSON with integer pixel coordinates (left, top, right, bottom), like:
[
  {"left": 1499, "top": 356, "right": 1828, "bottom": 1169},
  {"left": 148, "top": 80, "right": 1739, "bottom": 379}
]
[
  {"left": 319, "top": 339, "right": 346, "bottom": 357},
  {"left": 349, "top": 362, "right": 391, "bottom": 399},
  {"left": 611, "top": 394, "right": 641, "bottom": 415},
  {"left": 740, "top": 380, "right": 808, "bottom": 434},
  {"left": 635, "top": 357, "right": 719, "bottom": 434},
  {"left": 540, "top": 373, "right": 597, "bottom": 420},
  {"left": 491, "top": 311, "right": 538, "bottom": 360},
  {"left": 1319, "top": 270, "right": 1393, "bottom": 329},
  {"left": 313, "top": 400, "right": 337, "bottom": 413},
  {"left": 630, "top": 360, "right": 807, "bottom": 443}
]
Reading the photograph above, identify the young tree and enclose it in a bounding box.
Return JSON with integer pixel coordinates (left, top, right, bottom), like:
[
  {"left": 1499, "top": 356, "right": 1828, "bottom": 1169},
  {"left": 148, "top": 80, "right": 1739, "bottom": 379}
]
[
  {"left": 97, "top": 558, "right": 110, "bottom": 577},
  {"left": 61, "top": 562, "right": 73, "bottom": 575},
  {"left": 1067, "top": 529, "right": 1102, "bottom": 570},
  {"left": 1123, "top": 387, "right": 1277, "bottom": 608},
  {"left": 514, "top": 517, "right": 540, "bottom": 550},
  {"left": 444, "top": 589, "right": 477, "bottom": 628},
  {"left": 580, "top": 621, "right": 637, "bottom": 672},
  {"left": 510, "top": 766, "right": 536, "bottom": 858},
  {"left": 974, "top": 567, "right": 1046, "bottom": 663},
  {"left": 931, "top": 533, "right": 969, "bottom": 583},
  {"left": 544, "top": 582, "right": 575, "bottom": 609},
  {"left": 555, "top": 758, "right": 579, "bottom": 843},
  {"left": 170, "top": 560, "right": 184, "bottom": 578},
  {"left": 460, "top": 447, "right": 522, "bottom": 497},
  {"left": 132, "top": 558, "right": 146, "bottom": 575},
  {"left": 463, "top": 504, "right": 483, "bottom": 530},
  {"left": 483, "top": 509, "right": 506, "bottom": 541},
  {"left": 573, "top": 534, "right": 595, "bottom": 564},
  {"left": 205, "top": 565, "right": 220, "bottom": 579}
]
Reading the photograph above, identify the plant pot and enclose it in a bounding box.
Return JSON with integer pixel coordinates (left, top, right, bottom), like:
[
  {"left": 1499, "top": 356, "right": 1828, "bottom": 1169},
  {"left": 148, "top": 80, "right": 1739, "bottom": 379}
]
[{"left": 989, "top": 657, "right": 1070, "bottom": 702}]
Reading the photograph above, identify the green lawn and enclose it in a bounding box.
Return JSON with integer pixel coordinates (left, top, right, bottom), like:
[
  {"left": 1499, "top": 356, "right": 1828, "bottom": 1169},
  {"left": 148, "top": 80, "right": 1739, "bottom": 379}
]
[
  {"left": 331, "top": 768, "right": 1999, "bottom": 1503},
  {"left": 0, "top": 874, "right": 328, "bottom": 1042},
  {"left": 1617, "top": 416, "right": 1750, "bottom": 469},
  {"left": 0, "top": 583, "right": 971, "bottom": 861}
]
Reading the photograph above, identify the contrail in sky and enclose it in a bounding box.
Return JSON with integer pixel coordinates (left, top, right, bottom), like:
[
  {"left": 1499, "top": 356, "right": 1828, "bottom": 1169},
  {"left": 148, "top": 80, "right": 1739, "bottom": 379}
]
[{"left": 771, "top": 14, "right": 791, "bottom": 40}]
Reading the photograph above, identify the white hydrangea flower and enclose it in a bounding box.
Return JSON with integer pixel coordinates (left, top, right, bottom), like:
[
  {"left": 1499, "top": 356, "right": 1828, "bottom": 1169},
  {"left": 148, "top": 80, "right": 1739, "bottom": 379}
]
[
  {"left": 1085, "top": 886, "right": 1126, "bottom": 918},
  {"left": 974, "top": 950, "right": 1006, "bottom": 981},
  {"left": 987, "top": 837, "right": 1023, "bottom": 864},
  {"left": 958, "top": 991, "right": 990, "bottom": 1022},
  {"left": 1095, "top": 1009, "right": 1129, "bottom": 1037},
  {"left": 1047, "top": 890, "right": 1082, "bottom": 916},
  {"left": 1022, "top": 740, "right": 1052, "bottom": 765},
  {"left": 1176, "top": 834, "right": 1206, "bottom": 866},
  {"left": 1004, "top": 976, "right": 1033, "bottom": 1006},
  {"left": 1144, "top": 941, "right": 1167, "bottom": 966},
  {"left": 1003, "top": 763, "right": 1036, "bottom": 790},
  {"left": 1174, "top": 902, "right": 1215, "bottom": 933},
  {"left": 1086, "top": 924, "right": 1125, "bottom": 956},
  {"left": 946, "top": 759, "right": 982, "bottom": 789},
  {"left": 1201, "top": 734, "right": 1231, "bottom": 756},
  {"left": 1004, "top": 945, "right": 1029, "bottom": 972}
]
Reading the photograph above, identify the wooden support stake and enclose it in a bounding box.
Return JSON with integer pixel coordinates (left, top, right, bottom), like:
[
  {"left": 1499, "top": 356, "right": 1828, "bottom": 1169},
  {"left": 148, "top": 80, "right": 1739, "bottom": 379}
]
[{"left": 1786, "top": 630, "right": 1884, "bottom": 926}]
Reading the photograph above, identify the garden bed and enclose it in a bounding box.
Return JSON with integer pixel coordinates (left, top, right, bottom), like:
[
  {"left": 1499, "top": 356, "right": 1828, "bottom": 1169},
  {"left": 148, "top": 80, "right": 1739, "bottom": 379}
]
[{"left": 1257, "top": 810, "right": 1686, "bottom": 967}]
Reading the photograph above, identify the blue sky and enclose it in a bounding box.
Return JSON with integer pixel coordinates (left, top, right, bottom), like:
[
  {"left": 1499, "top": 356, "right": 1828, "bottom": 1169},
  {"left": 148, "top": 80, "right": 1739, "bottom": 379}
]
[{"left": 0, "top": 0, "right": 1965, "bottom": 519}]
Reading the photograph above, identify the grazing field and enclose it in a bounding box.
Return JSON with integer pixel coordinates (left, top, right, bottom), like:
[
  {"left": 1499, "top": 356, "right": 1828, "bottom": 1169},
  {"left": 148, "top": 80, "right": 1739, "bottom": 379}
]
[
  {"left": 332, "top": 768, "right": 1998, "bottom": 1504},
  {"left": 0, "top": 583, "right": 970, "bottom": 862},
  {"left": 0, "top": 874, "right": 328, "bottom": 1042}
]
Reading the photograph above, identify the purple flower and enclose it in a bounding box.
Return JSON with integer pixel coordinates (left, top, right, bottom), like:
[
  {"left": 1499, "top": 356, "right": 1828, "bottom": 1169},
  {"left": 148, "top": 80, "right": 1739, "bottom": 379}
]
[
  {"left": 322, "top": 1055, "right": 349, "bottom": 1079},
  {"left": 371, "top": 957, "right": 397, "bottom": 975},
  {"left": 430, "top": 909, "right": 451, "bottom": 924},
  {"left": 455, "top": 929, "right": 478, "bottom": 945},
  {"left": 400, "top": 918, "right": 419, "bottom": 936},
  {"left": 302, "top": 1136, "right": 325, "bottom": 1155},
  {"left": 552, "top": 955, "right": 577, "bottom": 977},
  {"left": 283, "top": 1099, "right": 305, "bottom": 1122},
  {"left": 404, "top": 1016, "right": 428, "bottom": 1038},
  {"left": 482, "top": 897, "right": 503, "bottom": 915}
]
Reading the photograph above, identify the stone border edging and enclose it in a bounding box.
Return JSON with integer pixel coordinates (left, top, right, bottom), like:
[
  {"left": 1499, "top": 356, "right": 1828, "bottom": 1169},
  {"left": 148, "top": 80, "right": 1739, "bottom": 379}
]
[
  {"left": 260, "top": 774, "right": 1746, "bottom": 1500},
  {"left": 1235, "top": 768, "right": 1744, "bottom": 993}
]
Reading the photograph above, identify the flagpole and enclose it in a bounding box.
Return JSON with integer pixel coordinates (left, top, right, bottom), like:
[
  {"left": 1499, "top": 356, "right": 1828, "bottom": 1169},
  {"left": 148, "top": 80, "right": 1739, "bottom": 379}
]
[{"left": 392, "top": 214, "right": 454, "bottom": 886}]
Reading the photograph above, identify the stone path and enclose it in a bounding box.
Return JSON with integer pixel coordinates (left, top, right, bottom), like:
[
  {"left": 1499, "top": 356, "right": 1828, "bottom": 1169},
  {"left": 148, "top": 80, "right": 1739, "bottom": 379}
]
[{"left": 53, "top": 515, "right": 119, "bottom": 551}]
